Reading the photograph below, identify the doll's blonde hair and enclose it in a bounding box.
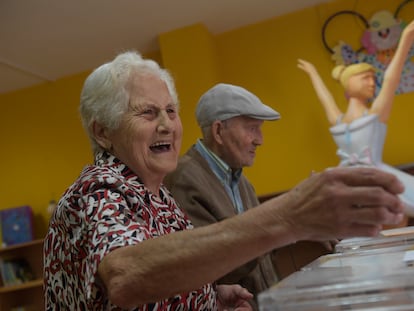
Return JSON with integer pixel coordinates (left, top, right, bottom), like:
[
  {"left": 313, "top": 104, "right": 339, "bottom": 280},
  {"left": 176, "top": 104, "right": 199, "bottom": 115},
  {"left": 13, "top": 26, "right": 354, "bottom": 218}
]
[{"left": 332, "top": 63, "right": 375, "bottom": 89}]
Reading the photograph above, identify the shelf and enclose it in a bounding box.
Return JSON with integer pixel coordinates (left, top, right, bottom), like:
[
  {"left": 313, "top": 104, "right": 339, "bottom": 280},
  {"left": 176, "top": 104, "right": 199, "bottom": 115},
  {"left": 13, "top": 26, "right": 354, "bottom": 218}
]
[
  {"left": 0, "top": 238, "right": 44, "bottom": 310},
  {"left": 0, "top": 239, "right": 43, "bottom": 255},
  {"left": 0, "top": 279, "right": 42, "bottom": 294}
]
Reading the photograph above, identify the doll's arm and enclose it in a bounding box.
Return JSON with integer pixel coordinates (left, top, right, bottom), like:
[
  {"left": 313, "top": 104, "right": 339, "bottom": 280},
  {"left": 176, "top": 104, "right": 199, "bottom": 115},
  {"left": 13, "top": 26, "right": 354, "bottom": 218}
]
[
  {"left": 371, "top": 20, "right": 414, "bottom": 122},
  {"left": 297, "top": 59, "right": 342, "bottom": 125}
]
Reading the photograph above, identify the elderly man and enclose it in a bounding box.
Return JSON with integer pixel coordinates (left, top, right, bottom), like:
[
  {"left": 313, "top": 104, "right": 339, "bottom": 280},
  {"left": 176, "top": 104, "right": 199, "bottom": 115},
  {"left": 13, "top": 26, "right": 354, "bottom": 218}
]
[
  {"left": 165, "top": 83, "right": 280, "bottom": 308},
  {"left": 164, "top": 83, "right": 389, "bottom": 307}
]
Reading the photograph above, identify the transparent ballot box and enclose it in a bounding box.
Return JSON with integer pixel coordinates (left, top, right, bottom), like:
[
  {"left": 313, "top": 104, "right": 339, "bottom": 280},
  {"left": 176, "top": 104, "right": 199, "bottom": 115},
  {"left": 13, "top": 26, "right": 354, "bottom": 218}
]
[
  {"left": 258, "top": 249, "right": 414, "bottom": 310},
  {"left": 281, "top": 248, "right": 414, "bottom": 288},
  {"left": 335, "top": 226, "right": 414, "bottom": 254},
  {"left": 304, "top": 249, "right": 414, "bottom": 281},
  {"left": 258, "top": 273, "right": 414, "bottom": 311}
]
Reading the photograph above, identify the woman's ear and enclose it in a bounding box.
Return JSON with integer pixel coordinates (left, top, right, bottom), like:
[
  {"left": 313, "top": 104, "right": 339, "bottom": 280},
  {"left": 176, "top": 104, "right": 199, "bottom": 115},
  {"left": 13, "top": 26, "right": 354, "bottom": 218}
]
[{"left": 92, "top": 121, "right": 112, "bottom": 150}]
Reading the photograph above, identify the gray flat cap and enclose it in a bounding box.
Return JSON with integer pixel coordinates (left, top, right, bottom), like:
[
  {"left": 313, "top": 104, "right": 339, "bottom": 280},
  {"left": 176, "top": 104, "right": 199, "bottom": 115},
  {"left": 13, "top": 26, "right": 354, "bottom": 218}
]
[{"left": 196, "top": 83, "right": 280, "bottom": 127}]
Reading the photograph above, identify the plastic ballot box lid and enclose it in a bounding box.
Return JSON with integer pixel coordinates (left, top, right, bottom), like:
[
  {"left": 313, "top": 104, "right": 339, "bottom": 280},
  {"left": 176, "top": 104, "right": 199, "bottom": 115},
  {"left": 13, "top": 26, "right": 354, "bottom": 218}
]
[
  {"left": 258, "top": 271, "right": 414, "bottom": 311},
  {"left": 259, "top": 248, "right": 414, "bottom": 310},
  {"left": 274, "top": 248, "right": 414, "bottom": 289},
  {"left": 335, "top": 227, "right": 414, "bottom": 254}
]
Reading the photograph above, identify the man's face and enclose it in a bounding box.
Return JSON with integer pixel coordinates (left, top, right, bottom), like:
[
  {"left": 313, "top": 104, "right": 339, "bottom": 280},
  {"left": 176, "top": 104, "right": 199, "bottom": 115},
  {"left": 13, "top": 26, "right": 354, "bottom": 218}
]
[
  {"left": 108, "top": 73, "right": 183, "bottom": 184},
  {"left": 217, "top": 116, "right": 264, "bottom": 169}
]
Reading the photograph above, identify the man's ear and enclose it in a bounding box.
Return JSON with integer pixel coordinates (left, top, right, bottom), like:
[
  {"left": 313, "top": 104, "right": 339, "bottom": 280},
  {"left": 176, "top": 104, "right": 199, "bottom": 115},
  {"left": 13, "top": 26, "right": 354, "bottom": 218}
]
[
  {"left": 92, "top": 121, "right": 112, "bottom": 150},
  {"left": 211, "top": 120, "right": 224, "bottom": 144}
]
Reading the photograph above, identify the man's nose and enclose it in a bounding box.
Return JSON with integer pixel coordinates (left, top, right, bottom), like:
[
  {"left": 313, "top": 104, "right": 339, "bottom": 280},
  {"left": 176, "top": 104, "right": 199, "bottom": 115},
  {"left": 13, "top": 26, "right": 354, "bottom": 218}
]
[{"left": 254, "top": 131, "right": 263, "bottom": 146}]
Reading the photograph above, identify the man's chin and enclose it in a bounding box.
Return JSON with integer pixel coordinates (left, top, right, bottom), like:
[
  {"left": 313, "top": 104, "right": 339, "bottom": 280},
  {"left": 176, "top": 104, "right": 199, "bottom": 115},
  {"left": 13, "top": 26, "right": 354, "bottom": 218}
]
[{"left": 244, "top": 160, "right": 255, "bottom": 168}]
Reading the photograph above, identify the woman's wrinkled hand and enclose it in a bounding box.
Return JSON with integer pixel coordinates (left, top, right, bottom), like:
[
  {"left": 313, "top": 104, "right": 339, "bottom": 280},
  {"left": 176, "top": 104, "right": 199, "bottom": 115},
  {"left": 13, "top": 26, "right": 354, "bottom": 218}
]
[{"left": 217, "top": 284, "right": 254, "bottom": 311}]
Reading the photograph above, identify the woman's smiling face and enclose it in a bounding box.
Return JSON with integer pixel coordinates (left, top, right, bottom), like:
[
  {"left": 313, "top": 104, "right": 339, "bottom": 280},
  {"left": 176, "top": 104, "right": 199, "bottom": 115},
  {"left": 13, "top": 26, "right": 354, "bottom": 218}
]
[{"left": 108, "top": 73, "right": 182, "bottom": 190}]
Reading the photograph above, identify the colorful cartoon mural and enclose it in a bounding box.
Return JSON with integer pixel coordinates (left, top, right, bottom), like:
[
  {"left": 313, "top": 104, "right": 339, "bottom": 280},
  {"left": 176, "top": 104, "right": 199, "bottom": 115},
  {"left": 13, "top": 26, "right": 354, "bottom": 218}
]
[{"left": 322, "top": 2, "right": 414, "bottom": 96}]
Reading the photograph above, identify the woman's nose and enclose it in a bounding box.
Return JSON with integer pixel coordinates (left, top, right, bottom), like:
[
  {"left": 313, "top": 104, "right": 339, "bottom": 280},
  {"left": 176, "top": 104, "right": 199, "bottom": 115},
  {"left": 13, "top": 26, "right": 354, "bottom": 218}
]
[{"left": 157, "top": 111, "right": 172, "bottom": 131}]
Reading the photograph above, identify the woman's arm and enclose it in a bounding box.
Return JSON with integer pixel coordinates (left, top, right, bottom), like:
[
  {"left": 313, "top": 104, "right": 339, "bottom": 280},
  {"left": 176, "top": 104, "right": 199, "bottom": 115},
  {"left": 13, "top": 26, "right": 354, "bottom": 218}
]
[
  {"left": 297, "top": 59, "right": 342, "bottom": 125},
  {"left": 371, "top": 20, "right": 414, "bottom": 122},
  {"left": 98, "top": 167, "right": 404, "bottom": 309}
]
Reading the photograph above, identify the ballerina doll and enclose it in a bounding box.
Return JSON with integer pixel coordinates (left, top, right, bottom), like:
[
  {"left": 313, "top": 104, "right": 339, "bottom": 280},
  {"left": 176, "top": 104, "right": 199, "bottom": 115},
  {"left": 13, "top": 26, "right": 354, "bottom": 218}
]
[{"left": 297, "top": 19, "right": 414, "bottom": 216}]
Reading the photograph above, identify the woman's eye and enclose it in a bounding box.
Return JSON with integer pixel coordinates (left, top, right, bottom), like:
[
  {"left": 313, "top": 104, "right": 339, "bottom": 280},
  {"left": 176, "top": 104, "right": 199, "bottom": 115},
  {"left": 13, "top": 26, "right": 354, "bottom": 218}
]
[{"left": 143, "top": 109, "right": 155, "bottom": 115}]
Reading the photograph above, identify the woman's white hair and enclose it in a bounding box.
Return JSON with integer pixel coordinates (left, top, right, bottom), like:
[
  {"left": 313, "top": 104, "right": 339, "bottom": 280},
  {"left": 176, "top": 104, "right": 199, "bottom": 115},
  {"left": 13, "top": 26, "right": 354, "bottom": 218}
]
[{"left": 79, "top": 51, "right": 178, "bottom": 154}]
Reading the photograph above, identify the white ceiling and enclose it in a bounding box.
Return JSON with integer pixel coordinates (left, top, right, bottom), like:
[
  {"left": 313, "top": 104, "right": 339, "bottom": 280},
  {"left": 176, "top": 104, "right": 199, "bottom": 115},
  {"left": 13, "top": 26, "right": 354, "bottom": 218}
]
[{"left": 0, "top": 0, "right": 332, "bottom": 94}]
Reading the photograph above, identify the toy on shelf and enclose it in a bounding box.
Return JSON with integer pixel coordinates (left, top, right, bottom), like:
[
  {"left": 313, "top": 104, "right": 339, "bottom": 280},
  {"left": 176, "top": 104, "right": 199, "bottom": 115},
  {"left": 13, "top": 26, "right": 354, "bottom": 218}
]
[{"left": 0, "top": 205, "right": 34, "bottom": 247}]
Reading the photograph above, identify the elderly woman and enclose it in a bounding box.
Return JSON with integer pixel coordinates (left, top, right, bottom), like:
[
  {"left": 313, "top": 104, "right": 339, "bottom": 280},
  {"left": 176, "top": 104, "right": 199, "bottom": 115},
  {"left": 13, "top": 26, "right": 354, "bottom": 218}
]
[
  {"left": 44, "top": 51, "right": 405, "bottom": 310},
  {"left": 297, "top": 19, "right": 414, "bottom": 216}
]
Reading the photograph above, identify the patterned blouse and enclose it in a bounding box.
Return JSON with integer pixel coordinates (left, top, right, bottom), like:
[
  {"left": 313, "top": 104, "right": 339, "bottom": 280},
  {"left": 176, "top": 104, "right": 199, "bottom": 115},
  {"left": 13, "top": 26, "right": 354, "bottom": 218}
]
[{"left": 44, "top": 151, "right": 217, "bottom": 310}]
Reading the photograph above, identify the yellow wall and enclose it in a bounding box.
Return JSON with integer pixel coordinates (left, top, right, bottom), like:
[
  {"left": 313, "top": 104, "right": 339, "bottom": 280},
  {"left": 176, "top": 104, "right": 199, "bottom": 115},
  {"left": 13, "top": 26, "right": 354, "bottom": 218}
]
[
  {"left": 161, "top": 0, "right": 414, "bottom": 194},
  {"left": 159, "top": 23, "right": 221, "bottom": 152},
  {"left": 1, "top": 0, "right": 413, "bottom": 236},
  {"left": 0, "top": 72, "right": 91, "bottom": 237},
  {"left": 219, "top": 0, "right": 414, "bottom": 193}
]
